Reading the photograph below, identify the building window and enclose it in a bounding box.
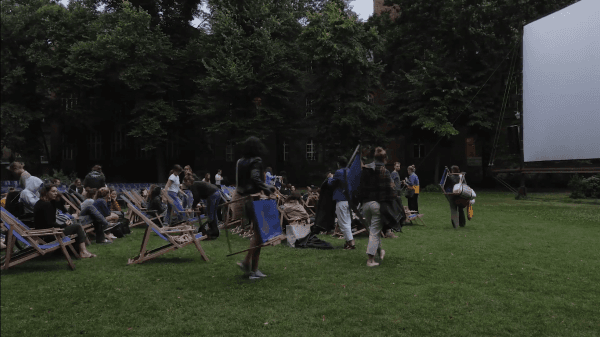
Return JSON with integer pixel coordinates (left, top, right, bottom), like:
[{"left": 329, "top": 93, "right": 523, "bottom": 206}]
[
  {"left": 226, "top": 141, "right": 234, "bottom": 162},
  {"left": 62, "top": 135, "right": 74, "bottom": 160},
  {"left": 305, "top": 96, "right": 314, "bottom": 117},
  {"left": 283, "top": 141, "right": 289, "bottom": 162},
  {"left": 413, "top": 141, "right": 425, "bottom": 158},
  {"left": 88, "top": 132, "right": 102, "bottom": 160},
  {"left": 62, "top": 94, "right": 78, "bottom": 111},
  {"left": 306, "top": 140, "right": 316, "bottom": 161},
  {"left": 111, "top": 131, "right": 124, "bottom": 158}
]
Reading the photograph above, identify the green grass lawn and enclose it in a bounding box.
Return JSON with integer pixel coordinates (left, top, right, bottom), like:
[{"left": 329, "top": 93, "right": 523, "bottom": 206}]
[{"left": 2, "top": 192, "right": 599, "bottom": 336}]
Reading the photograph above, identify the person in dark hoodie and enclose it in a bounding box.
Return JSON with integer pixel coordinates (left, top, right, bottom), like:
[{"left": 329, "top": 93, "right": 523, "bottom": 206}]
[
  {"left": 359, "top": 147, "right": 396, "bottom": 267},
  {"left": 182, "top": 174, "right": 221, "bottom": 239},
  {"left": 83, "top": 165, "right": 106, "bottom": 194},
  {"left": 235, "top": 136, "right": 276, "bottom": 280}
]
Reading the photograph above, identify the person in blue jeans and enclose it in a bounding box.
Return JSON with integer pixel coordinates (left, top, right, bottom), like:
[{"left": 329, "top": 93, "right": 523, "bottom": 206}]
[{"left": 164, "top": 165, "right": 185, "bottom": 225}]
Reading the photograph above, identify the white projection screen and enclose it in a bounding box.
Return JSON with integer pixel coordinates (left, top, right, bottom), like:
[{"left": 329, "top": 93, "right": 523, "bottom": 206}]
[{"left": 523, "top": 0, "right": 600, "bottom": 162}]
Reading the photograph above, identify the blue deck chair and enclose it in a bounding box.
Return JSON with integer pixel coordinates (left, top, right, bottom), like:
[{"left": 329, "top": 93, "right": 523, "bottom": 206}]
[
  {"left": 1, "top": 207, "right": 79, "bottom": 270},
  {"left": 123, "top": 200, "right": 208, "bottom": 265}
]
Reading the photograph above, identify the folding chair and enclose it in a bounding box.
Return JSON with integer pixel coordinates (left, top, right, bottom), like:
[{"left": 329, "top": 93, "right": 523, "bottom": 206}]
[
  {"left": 124, "top": 200, "right": 208, "bottom": 265},
  {"left": 1, "top": 207, "right": 79, "bottom": 270},
  {"left": 162, "top": 190, "right": 201, "bottom": 226},
  {"left": 403, "top": 206, "right": 425, "bottom": 226}
]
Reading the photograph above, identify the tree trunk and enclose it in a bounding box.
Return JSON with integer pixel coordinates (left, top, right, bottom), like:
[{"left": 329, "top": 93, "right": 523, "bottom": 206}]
[{"left": 156, "top": 147, "right": 166, "bottom": 183}]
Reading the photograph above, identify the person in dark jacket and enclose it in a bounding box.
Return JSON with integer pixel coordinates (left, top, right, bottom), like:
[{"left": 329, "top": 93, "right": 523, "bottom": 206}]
[
  {"left": 236, "top": 136, "right": 276, "bottom": 280},
  {"left": 83, "top": 165, "right": 106, "bottom": 192},
  {"left": 359, "top": 147, "right": 396, "bottom": 267},
  {"left": 182, "top": 175, "right": 221, "bottom": 239},
  {"left": 33, "top": 184, "right": 96, "bottom": 258},
  {"left": 69, "top": 178, "right": 85, "bottom": 195},
  {"left": 327, "top": 156, "right": 355, "bottom": 249},
  {"left": 148, "top": 186, "right": 167, "bottom": 227}
]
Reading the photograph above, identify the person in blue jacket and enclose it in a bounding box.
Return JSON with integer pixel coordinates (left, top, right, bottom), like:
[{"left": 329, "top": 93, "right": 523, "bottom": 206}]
[{"left": 328, "top": 156, "right": 355, "bottom": 250}]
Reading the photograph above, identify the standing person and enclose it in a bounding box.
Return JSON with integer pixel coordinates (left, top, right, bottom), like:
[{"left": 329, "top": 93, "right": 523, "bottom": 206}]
[
  {"left": 390, "top": 162, "right": 403, "bottom": 193},
  {"left": 215, "top": 169, "right": 223, "bottom": 187},
  {"left": 7, "top": 161, "right": 31, "bottom": 188},
  {"left": 405, "top": 165, "right": 420, "bottom": 213},
  {"left": 327, "top": 156, "right": 355, "bottom": 250},
  {"left": 182, "top": 175, "right": 221, "bottom": 239},
  {"left": 359, "top": 147, "right": 396, "bottom": 267},
  {"left": 446, "top": 165, "right": 467, "bottom": 228},
  {"left": 183, "top": 165, "right": 199, "bottom": 181},
  {"left": 33, "top": 184, "right": 97, "bottom": 258},
  {"left": 83, "top": 165, "right": 106, "bottom": 195},
  {"left": 164, "top": 165, "right": 185, "bottom": 225},
  {"left": 235, "top": 136, "right": 276, "bottom": 280}
]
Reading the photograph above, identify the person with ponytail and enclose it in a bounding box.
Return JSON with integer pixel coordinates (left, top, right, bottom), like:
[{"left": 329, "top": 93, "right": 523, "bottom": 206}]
[
  {"left": 405, "top": 165, "right": 420, "bottom": 213},
  {"left": 33, "top": 184, "right": 97, "bottom": 258},
  {"left": 235, "top": 136, "right": 276, "bottom": 280},
  {"left": 359, "top": 147, "right": 396, "bottom": 267},
  {"left": 164, "top": 164, "right": 185, "bottom": 225}
]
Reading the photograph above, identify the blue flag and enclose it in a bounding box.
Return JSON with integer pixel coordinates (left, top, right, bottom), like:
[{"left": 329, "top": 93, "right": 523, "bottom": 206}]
[
  {"left": 346, "top": 145, "right": 362, "bottom": 201},
  {"left": 252, "top": 199, "right": 283, "bottom": 243}
]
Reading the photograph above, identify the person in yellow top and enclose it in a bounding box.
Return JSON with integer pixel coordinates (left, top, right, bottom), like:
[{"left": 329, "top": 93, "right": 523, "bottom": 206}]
[{"left": 405, "top": 165, "right": 420, "bottom": 213}]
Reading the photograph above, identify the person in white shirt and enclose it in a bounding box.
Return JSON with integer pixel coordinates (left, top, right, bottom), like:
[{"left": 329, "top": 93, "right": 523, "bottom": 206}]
[
  {"left": 215, "top": 169, "right": 223, "bottom": 187},
  {"left": 164, "top": 164, "right": 185, "bottom": 225}
]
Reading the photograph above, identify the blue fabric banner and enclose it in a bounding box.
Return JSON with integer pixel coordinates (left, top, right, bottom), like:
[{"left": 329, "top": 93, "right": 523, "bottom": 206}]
[{"left": 252, "top": 199, "right": 283, "bottom": 243}]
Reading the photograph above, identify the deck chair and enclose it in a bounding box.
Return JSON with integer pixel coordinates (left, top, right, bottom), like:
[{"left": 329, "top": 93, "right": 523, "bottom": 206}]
[
  {"left": 403, "top": 206, "right": 425, "bottom": 226},
  {"left": 121, "top": 194, "right": 163, "bottom": 228},
  {"left": 162, "top": 190, "right": 201, "bottom": 226},
  {"left": 124, "top": 200, "right": 208, "bottom": 265},
  {"left": 1, "top": 207, "right": 79, "bottom": 270}
]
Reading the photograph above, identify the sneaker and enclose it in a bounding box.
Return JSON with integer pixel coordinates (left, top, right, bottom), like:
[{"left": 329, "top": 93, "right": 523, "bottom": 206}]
[
  {"left": 248, "top": 272, "right": 261, "bottom": 280},
  {"left": 237, "top": 261, "right": 250, "bottom": 275},
  {"left": 253, "top": 270, "right": 267, "bottom": 278}
]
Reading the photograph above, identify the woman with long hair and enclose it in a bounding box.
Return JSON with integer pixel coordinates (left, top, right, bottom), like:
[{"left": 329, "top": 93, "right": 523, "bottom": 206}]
[
  {"left": 33, "top": 184, "right": 96, "bottom": 258},
  {"left": 164, "top": 164, "right": 185, "bottom": 225},
  {"left": 235, "top": 136, "right": 276, "bottom": 279}
]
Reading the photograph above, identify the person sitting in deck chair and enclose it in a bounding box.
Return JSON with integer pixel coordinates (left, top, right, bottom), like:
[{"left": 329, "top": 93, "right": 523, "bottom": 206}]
[
  {"left": 79, "top": 188, "right": 113, "bottom": 244},
  {"left": 148, "top": 186, "right": 167, "bottom": 227},
  {"left": 7, "top": 161, "right": 31, "bottom": 189},
  {"left": 33, "top": 184, "right": 97, "bottom": 258},
  {"left": 19, "top": 176, "right": 44, "bottom": 214},
  {"left": 282, "top": 191, "right": 313, "bottom": 226}
]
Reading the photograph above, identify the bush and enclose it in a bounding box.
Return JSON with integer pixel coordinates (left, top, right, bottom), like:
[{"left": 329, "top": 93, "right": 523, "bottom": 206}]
[
  {"left": 422, "top": 184, "right": 441, "bottom": 192},
  {"left": 569, "top": 174, "right": 600, "bottom": 199},
  {"left": 39, "top": 169, "right": 73, "bottom": 186}
]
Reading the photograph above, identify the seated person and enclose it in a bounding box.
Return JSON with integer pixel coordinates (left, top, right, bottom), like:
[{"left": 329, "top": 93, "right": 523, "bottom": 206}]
[
  {"left": 281, "top": 184, "right": 292, "bottom": 196},
  {"left": 282, "top": 192, "right": 313, "bottom": 225},
  {"left": 147, "top": 186, "right": 167, "bottom": 227},
  {"left": 69, "top": 178, "right": 85, "bottom": 195},
  {"left": 109, "top": 188, "right": 124, "bottom": 217},
  {"left": 182, "top": 175, "right": 221, "bottom": 239},
  {"left": 33, "top": 184, "right": 96, "bottom": 258},
  {"left": 79, "top": 188, "right": 113, "bottom": 244},
  {"left": 19, "top": 176, "right": 44, "bottom": 214},
  {"left": 7, "top": 161, "right": 31, "bottom": 189}
]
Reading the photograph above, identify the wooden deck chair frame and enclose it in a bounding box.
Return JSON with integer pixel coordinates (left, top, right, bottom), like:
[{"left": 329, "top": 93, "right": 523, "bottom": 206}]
[
  {"left": 439, "top": 166, "right": 467, "bottom": 196},
  {"left": 1, "top": 207, "right": 79, "bottom": 270},
  {"left": 403, "top": 206, "right": 426, "bottom": 226},
  {"left": 121, "top": 194, "right": 163, "bottom": 228},
  {"left": 219, "top": 194, "right": 252, "bottom": 230},
  {"left": 161, "top": 190, "right": 201, "bottom": 226},
  {"left": 124, "top": 200, "right": 208, "bottom": 265}
]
